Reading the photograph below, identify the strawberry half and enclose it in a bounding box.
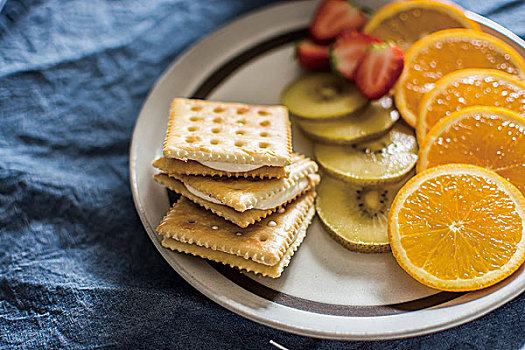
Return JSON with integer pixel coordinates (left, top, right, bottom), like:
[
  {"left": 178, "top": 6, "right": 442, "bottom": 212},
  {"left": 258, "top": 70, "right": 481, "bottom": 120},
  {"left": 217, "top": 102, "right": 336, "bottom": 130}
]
[
  {"left": 310, "top": 0, "right": 367, "bottom": 43},
  {"left": 330, "top": 31, "right": 381, "bottom": 81},
  {"left": 296, "top": 39, "right": 330, "bottom": 71},
  {"left": 355, "top": 43, "right": 404, "bottom": 100}
]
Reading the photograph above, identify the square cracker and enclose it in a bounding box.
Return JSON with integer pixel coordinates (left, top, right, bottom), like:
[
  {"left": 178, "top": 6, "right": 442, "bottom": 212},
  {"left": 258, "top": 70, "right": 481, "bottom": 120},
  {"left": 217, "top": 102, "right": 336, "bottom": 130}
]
[
  {"left": 153, "top": 172, "right": 317, "bottom": 227},
  {"left": 162, "top": 98, "right": 292, "bottom": 167},
  {"left": 156, "top": 191, "right": 316, "bottom": 267},
  {"left": 161, "top": 205, "right": 315, "bottom": 278},
  {"left": 166, "top": 154, "right": 319, "bottom": 212},
  {"left": 152, "top": 157, "right": 286, "bottom": 179}
]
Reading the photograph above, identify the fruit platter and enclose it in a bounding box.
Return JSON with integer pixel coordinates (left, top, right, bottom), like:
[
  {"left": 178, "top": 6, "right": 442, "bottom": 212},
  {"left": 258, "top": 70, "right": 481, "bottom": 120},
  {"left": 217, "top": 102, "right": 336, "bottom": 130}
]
[{"left": 130, "top": 0, "right": 525, "bottom": 340}]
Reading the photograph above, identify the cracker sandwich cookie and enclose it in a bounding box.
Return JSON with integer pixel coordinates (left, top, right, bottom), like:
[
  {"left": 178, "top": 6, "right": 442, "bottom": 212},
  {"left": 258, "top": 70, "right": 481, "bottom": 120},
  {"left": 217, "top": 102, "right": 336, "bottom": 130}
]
[
  {"left": 158, "top": 191, "right": 316, "bottom": 278},
  {"left": 161, "top": 98, "right": 292, "bottom": 178},
  {"left": 153, "top": 154, "right": 320, "bottom": 227}
]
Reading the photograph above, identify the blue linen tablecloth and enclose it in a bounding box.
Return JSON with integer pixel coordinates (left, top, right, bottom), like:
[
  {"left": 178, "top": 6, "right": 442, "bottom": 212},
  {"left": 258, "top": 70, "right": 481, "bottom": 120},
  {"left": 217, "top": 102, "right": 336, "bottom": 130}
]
[{"left": 1, "top": 0, "right": 524, "bottom": 349}]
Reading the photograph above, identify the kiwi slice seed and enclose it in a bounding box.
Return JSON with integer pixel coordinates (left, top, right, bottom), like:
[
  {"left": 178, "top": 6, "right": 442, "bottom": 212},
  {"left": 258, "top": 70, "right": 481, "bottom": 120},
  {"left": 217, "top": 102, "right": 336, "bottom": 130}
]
[{"left": 316, "top": 173, "right": 413, "bottom": 253}]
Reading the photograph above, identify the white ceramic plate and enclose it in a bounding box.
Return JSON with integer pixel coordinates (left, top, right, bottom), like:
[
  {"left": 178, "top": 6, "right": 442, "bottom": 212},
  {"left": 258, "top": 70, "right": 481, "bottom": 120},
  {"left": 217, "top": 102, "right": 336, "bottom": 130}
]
[{"left": 130, "top": 0, "right": 525, "bottom": 340}]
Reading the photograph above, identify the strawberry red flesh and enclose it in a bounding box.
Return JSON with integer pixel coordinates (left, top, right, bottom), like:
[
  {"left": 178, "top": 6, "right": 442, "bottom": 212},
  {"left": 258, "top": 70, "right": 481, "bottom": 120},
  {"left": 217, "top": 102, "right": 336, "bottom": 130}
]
[
  {"left": 330, "top": 31, "right": 381, "bottom": 81},
  {"left": 355, "top": 43, "right": 404, "bottom": 100},
  {"left": 310, "top": 0, "right": 367, "bottom": 43},
  {"left": 296, "top": 39, "right": 330, "bottom": 71}
]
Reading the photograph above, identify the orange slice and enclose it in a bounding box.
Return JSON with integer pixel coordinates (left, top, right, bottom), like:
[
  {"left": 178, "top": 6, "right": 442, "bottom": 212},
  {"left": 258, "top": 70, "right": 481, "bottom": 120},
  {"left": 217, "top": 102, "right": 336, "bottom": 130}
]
[
  {"left": 418, "top": 106, "right": 525, "bottom": 195},
  {"left": 389, "top": 164, "right": 525, "bottom": 291},
  {"left": 417, "top": 69, "right": 525, "bottom": 142},
  {"left": 395, "top": 29, "right": 525, "bottom": 127},
  {"left": 364, "top": 0, "right": 479, "bottom": 51}
]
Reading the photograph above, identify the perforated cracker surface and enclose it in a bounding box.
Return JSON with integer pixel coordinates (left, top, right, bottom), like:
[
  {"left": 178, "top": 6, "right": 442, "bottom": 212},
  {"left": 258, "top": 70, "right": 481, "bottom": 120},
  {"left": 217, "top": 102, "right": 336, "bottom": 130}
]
[
  {"left": 161, "top": 206, "right": 315, "bottom": 278},
  {"left": 156, "top": 191, "right": 315, "bottom": 266},
  {"left": 162, "top": 98, "right": 292, "bottom": 166}
]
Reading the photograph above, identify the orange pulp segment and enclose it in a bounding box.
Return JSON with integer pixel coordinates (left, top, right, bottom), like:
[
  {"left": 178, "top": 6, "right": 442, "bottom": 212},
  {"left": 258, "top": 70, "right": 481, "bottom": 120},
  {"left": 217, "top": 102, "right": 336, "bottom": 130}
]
[
  {"left": 364, "top": 0, "right": 479, "bottom": 51},
  {"left": 418, "top": 106, "right": 525, "bottom": 195},
  {"left": 417, "top": 69, "right": 525, "bottom": 142},
  {"left": 389, "top": 164, "right": 525, "bottom": 291},
  {"left": 395, "top": 29, "right": 525, "bottom": 127}
]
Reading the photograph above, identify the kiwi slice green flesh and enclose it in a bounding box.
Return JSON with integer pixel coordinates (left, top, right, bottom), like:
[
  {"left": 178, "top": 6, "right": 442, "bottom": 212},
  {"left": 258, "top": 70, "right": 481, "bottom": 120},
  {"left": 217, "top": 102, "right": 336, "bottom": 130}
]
[
  {"left": 298, "top": 96, "right": 399, "bottom": 144},
  {"left": 281, "top": 73, "right": 367, "bottom": 120},
  {"left": 314, "top": 122, "right": 418, "bottom": 185},
  {"left": 316, "top": 173, "right": 413, "bottom": 253}
]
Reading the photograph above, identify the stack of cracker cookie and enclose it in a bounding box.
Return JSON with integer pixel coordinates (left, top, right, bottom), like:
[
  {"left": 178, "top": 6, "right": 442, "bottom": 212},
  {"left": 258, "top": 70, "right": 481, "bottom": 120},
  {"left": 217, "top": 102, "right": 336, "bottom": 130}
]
[{"left": 153, "top": 98, "right": 319, "bottom": 278}]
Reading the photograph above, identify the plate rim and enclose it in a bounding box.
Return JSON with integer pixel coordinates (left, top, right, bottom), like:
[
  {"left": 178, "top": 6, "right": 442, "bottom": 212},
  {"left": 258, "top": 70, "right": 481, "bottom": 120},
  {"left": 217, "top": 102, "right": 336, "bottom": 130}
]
[{"left": 129, "top": 0, "right": 525, "bottom": 340}]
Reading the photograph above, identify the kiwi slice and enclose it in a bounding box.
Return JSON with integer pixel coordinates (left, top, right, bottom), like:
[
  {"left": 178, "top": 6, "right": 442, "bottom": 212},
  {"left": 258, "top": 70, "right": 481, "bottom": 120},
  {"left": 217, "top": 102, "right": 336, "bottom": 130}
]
[
  {"left": 298, "top": 96, "right": 399, "bottom": 144},
  {"left": 281, "top": 73, "right": 367, "bottom": 120},
  {"left": 314, "top": 123, "right": 418, "bottom": 185},
  {"left": 316, "top": 173, "right": 412, "bottom": 253}
]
